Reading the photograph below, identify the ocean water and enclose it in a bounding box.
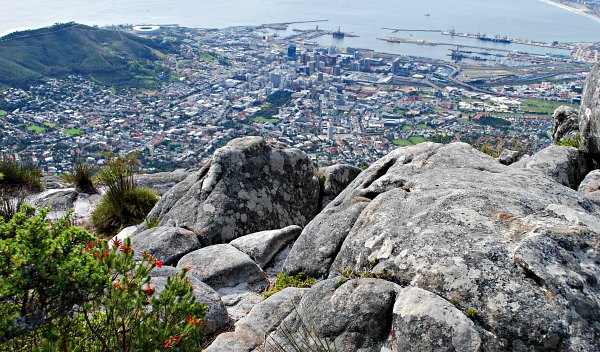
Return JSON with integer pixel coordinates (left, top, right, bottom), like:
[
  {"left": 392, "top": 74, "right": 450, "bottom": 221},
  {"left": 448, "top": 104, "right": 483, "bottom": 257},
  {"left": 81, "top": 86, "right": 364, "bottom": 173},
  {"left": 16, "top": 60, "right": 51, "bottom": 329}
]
[{"left": 2, "top": 0, "right": 600, "bottom": 59}]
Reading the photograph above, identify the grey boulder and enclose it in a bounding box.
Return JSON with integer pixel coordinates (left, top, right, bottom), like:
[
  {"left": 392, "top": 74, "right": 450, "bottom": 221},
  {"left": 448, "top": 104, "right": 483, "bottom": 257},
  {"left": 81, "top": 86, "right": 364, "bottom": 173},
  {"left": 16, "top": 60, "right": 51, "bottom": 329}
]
[
  {"left": 135, "top": 169, "right": 190, "bottom": 195},
  {"left": 497, "top": 149, "right": 519, "bottom": 165},
  {"left": 205, "top": 287, "right": 306, "bottom": 352},
  {"left": 230, "top": 225, "right": 302, "bottom": 268},
  {"left": 177, "top": 244, "right": 268, "bottom": 292},
  {"left": 44, "top": 175, "right": 68, "bottom": 190},
  {"left": 30, "top": 188, "right": 78, "bottom": 212},
  {"left": 578, "top": 169, "right": 600, "bottom": 205},
  {"left": 264, "top": 278, "right": 487, "bottom": 352},
  {"left": 283, "top": 142, "right": 600, "bottom": 351},
  {"left": 553, "top": 105, "right": 580, "bottom": 145},
  {"left": 146, "top": 137, "right": 320, "bottom": 246},
  {"left": 130, "top": 226, "right": 200, "bottom": 265},
  {"left": 510, "top": 144, "right": 588, "bottom": 189},
  {"left": 150, "top": 266, "right": 229, "bottom": 335},
  {"left": 580, "top": 60, "right": 600, "bottom": 159},
  {"left": 319, "top": 164, "right": 362, "bottom": 208}
]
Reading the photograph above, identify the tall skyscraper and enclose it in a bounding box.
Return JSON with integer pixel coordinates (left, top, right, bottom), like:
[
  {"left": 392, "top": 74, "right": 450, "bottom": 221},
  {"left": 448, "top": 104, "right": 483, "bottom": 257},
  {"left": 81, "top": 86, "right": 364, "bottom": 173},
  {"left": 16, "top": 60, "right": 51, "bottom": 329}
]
[{"left": 287, "top": 44, "right": 297, "bottom": 59}]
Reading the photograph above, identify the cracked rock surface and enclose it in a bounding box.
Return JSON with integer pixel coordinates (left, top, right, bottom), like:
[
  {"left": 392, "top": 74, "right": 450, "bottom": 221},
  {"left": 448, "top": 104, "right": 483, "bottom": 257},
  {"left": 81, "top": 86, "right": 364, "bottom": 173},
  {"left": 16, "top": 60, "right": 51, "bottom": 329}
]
[
  {"left": 283, "top": 142, "right": 600, "bottom": 351},
  {"left": 144, "top": 136, "right": 319, "bottom": 246}
]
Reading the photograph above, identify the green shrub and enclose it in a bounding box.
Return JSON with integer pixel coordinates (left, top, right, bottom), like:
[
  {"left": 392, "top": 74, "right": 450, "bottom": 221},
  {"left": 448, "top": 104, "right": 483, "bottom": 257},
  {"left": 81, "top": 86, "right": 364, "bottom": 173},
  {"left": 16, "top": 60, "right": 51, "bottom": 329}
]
[
  {"left": 145, "top": 215, "right": 160, "bottom": 229},
  {"left": 264, "top": 273, "right": 317, "bottom": 299},
  {"left": 0, "top": 155, "right": 43, "bottom": 191},
  {"left": 61, "top": 160, "right": 98, "bottom": 194},
  {"left": 92, "top": 154, "right": 159, "bottom": 237},
  {"left": 0, "top": 207, "right": 207, "bottom": 351},
  {"left": 556, "top": 133, "right": 581, "bottom": 149},
  {"left": 92, "top": 186, "right": 159, "bottom": 237}
]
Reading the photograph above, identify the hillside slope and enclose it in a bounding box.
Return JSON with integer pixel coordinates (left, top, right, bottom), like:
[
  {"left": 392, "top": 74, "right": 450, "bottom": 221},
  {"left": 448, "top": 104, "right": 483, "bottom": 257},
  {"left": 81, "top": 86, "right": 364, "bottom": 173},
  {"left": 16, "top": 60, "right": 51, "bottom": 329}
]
[{"left": 0, "top": 23, "right": 171, "bottom": 89}]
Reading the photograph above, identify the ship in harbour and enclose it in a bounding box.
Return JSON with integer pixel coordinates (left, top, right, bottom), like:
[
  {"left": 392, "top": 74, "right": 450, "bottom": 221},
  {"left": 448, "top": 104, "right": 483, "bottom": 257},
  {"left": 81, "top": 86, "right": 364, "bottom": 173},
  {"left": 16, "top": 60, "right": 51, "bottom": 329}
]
[{"left": 477, "top": 34, "right": 511, "bottom": 44}]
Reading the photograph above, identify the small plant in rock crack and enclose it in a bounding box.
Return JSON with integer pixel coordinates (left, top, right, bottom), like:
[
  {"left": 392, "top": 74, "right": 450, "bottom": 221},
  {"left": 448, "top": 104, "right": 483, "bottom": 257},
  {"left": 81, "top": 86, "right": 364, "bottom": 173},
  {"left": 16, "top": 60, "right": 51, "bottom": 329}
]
[
  {"left": 464, "top": 308, "right": 479, "bottom": 321},
  {"left": 263, "top": 273, "right": 317, "bottom": 300}
]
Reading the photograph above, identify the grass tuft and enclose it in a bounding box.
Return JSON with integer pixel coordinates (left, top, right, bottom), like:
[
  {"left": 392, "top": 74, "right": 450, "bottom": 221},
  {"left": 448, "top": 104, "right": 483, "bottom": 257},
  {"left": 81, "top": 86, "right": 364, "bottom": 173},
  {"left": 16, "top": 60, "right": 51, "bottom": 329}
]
[
  {"left": 264, "top": 273, "right": 317, "bottom": 300},
  {"left": 91, "top": 154, "right": 158, "bottom": 237},
  {"left": 61, "top": 160, "right": 97, "bottom": 194}
]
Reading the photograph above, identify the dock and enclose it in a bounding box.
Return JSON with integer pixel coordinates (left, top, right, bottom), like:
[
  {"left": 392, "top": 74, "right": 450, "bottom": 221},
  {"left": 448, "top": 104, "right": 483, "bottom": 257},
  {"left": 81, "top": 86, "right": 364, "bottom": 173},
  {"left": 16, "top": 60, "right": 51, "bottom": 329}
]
[
  {"left": 260, "top": 19, "right": 328, "bottom": 30},
  {"left": 377, "top": 37, "right": 518, "bottom": 53},
  {"left": 382, "top": 27, "right": 442, "bottom": 33},
  {"left": 441, "top": 30, "right": 573, "bottom": 50}
]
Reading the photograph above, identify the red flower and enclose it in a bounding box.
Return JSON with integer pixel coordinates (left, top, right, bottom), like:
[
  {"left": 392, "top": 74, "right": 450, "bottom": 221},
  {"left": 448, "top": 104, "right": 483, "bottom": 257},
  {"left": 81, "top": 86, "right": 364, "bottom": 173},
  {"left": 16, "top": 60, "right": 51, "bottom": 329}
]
[
  {"left": 112, "top": 239, "right": 123, "bottom": 249},
  {"left": 112, "top": 282, "right": 121, "bottom": 289},
  {"left": 172, "top": 335, "right": 180, "bottom": 344},
  {"left": 187, "top": 316, "right": 199, "bottom": 325},
  {"left": 145, "top": 285, "right": 154, "bottom": 295},
  {"left": 120, "top": 246, "right": 133, "bottom": 254},
  {"left": 155, "top": 260, "right": 163, "bottom": 268},
  {"left": 199, "top": 320, "right": 206, "bottom": 328},
  {"left": 183, "top": 264, "right": 191, "bottom": 272},
  {"left": 164, "top": 339, "right": 172, "bottom": 348}
]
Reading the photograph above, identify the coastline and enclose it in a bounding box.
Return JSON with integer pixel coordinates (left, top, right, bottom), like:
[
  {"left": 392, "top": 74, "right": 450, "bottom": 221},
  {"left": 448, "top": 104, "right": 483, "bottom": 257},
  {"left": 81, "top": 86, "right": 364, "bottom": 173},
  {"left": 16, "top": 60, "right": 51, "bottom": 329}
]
[{"left": 538, "top": 0, "right": 600, "bottom": 23}]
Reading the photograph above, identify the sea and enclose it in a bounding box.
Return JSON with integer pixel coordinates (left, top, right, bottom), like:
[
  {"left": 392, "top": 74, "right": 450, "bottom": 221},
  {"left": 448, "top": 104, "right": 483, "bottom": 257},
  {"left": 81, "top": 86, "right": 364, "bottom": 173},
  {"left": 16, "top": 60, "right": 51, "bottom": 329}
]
[{"left": 2, "top": 0, "right": 600, "bottom": 60}]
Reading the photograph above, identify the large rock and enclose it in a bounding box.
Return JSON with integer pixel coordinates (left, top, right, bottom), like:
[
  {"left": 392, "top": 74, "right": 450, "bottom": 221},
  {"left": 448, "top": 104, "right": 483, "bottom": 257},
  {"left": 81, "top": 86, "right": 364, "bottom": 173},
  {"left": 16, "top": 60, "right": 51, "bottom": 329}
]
[
  {"left": 30, "top": 188, "right": 78, "bottom": 212},
  {"left": 135, "top": 169, "right": 190, "bottom": 195},
  {"left": 44, "top": 175, "right": 68, "bottom": 190},
  {"left": 553, "top": 105, "right": 580, "bottom": 145},
  {"left": 580, "top": 61, "right": 600, "bottom": 159},
  {"left": 283, "top": 142, "right": 600, "bottom": 351},
  {"left": 263, "top": 278, "right": 490, "bottom": 352},
  {"left": 384, "top": 286, "right": 486, "bottom": 352},
  {"left": 319, "top": 164, "right": 362, "bottom": 208},
  {"left": 150, "top": 266, "right": 229, "bottom": 335},
  {"left": 130, "top": 226, "right": 200, "bottom": 266},
  {"left": 146, "top": 137, "right": 320, "bottom": 245},
  {"left": 29, "top": 188, "right": 78, "bottom": 220},
  {"left": 578, "top": 169, "right": 600, "bottom": 205},
  {"left": 510, "top": 144, "right": 588, "bottom": 189},
  {"left": 268, "top": 278, "right": 399, "bottom": 352},
  {"left": 177, "top": 244, "right": 268, "bottom": 292},
  {"left": 205, "top": 287, "right": 306, "bottom": 352},
  {"left": 497, "top": 149, "right": 519, "bottom": 166},
  {"left": 229, "top": 225, "right": 302, "bottom": 268}
]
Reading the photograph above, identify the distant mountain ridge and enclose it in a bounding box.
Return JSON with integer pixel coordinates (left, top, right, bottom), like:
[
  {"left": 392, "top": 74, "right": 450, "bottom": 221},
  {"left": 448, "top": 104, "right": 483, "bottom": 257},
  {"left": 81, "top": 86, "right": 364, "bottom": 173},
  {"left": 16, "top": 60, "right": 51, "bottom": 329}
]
[{"left": 0, "top": 23, "right": 172, "bottom": 89}]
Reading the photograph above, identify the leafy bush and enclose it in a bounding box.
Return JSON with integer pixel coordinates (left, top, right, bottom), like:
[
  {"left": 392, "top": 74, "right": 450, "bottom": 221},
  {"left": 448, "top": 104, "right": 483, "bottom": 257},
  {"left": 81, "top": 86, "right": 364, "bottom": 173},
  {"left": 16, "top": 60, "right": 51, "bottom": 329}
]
[
  {"left": 61, "top": 160, "right": 98, "bottom": 194},
  {"left": 0, "top": 207, "right": 207, "bottom": 351},
  {"left": 264, "top": 273, "right": 317, "bottom": 300},
  {"left": 92, "top": 154, "right": 159, "bottom": 237}
]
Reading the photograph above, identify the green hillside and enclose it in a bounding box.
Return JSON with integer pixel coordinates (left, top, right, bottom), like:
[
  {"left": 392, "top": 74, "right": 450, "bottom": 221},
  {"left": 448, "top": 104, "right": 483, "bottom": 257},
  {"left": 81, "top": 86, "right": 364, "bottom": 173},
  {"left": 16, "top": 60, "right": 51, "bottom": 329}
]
[{"left": 0, "top": 23, "right": 172, "bottom": 89}]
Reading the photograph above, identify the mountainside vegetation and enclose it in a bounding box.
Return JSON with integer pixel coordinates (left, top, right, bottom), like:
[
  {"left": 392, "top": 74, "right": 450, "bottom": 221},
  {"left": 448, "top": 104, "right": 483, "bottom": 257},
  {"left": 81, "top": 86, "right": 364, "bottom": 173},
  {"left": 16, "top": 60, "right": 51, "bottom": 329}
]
[{"left": 0, "top": 23, "right": 173, "bottom": 89}]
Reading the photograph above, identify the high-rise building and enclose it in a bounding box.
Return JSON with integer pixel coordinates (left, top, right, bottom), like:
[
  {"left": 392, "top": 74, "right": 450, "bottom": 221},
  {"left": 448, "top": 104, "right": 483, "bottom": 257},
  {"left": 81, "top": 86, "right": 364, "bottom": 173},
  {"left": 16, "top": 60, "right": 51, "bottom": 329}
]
[
  {"left": 269, "top": 72, "right": 282, "bottom": 88},
  {"left": 361, "top": 58, "right": 371, "bottom": 72},
  {"left": 287, "top": 44, "right": 297, "bottom": 59},
  {"left": 392, "top": 58, "right": 401, "bottom": 74},
  {"left": 333, "top": 65, "right": 341, "bottom": 76}
]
